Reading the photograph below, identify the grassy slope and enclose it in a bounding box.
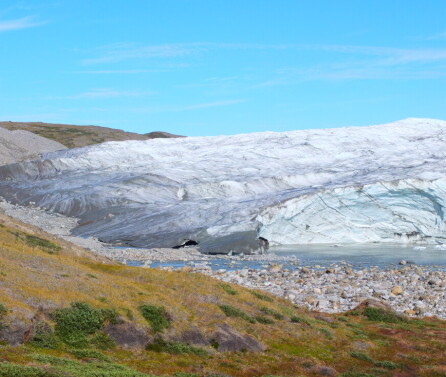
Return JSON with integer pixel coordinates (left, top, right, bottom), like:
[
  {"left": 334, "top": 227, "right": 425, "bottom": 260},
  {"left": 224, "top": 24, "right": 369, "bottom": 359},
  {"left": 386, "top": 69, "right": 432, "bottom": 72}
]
[
  {"left": 0, "top": 212, "right": 445, "bottom": 377},
  {"left": 0, "top": 122, "right": 182, "bottom": 148}
]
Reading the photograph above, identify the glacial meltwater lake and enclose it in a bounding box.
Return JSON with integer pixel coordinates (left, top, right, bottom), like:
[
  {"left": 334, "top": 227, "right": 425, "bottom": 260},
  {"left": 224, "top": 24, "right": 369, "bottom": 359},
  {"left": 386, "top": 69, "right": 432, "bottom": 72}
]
[
  {"left": 270, "top": 244, "right": 446, "bottom": 269},
  {"left": 126, "top": 244, "right": 446, "bottom": 271}
]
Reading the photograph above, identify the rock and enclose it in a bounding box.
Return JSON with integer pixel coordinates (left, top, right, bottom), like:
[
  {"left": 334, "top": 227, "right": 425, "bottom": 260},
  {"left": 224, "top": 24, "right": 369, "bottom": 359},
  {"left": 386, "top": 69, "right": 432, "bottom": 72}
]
[
  {"left": 391, "top": 286, "right": 403, "bottom": 295},
  {"left": 314, "top": 314, "right": 335, "bottom": 323},
  {"left": 305, "top": 297, "right": 319, "bottom": 306},
  {"left": 211, "top": 324, "right": 266, "bottom": 352},
  {"left": 0, "top": 319, "right": 34, "bottom": 346},
  {"left": 311, "top": 365, "right": 338, "bottom": 376},
  {"left": 269, "top": 264, "right": 282, "bottom": 273},
  {"left": 404, "top": 309, "right": 416, "bottom": 316},
  {"left": 178, "top": 327, "right": 209, "bottom": 346},
  {"left": 351, "top": 341, "right": 374, "bottom": 351},
  {"left": 317, "top": 300, "right": 330, "bottom": 310},
  {"left": 355, "top": 298, "right": 393, "bottom": 311},
  {"left": 399, "top": 260, "right": 407, "bottom": 265},
  {"left": 104, "top": 322, "right": 150, "bottom": 349}
]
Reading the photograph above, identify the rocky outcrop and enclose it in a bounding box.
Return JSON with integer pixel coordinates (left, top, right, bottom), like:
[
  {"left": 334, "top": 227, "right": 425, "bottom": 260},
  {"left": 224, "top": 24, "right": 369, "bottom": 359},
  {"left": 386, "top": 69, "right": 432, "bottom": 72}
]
[
  {"left": 211, "top": 324, "right": 266, "bottom": 352},
  {"left": 103, "top": 321, "right": 151, "bottom": 349},
  {"left": 177, "top": 327, "right": 210, "bottom": 346},
  {"left": 0, "top": 318, "right": 35, "bottom": 346}
]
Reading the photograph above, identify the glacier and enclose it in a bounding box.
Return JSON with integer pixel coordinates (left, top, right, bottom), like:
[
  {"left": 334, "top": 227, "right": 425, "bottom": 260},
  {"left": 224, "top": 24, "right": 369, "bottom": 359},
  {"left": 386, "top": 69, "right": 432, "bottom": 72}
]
[{"left": 1, "top": 118, "right": 446, "bottom": 253}]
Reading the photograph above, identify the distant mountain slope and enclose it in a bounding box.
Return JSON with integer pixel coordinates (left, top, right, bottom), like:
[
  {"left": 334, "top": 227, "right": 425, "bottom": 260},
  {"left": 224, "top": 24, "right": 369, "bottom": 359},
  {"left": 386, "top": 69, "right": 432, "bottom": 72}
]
[
  {"left": 145, "top": 131, "right": 184, "bottom": 139},
  {"left": 0, "top": 126, "right": 66, "bottom": 165},
  {"left": 0, "top": 121, "right": 183, "bottom": 148}
]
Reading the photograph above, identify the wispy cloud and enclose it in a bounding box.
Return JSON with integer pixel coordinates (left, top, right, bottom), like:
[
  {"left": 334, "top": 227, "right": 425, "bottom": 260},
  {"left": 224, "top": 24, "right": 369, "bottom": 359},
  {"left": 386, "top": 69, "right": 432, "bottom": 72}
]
[
  {"left": 71, "top": 88, "right": 154, "bottom": 99},
  {"left": 0, "top": 16, "right": 46, "bottom": 32},
  {"left": 83, "top": 42, "right": 206, "bottom": 64},
  {"left": 318, "top": 45, "right": 446, "bottom": 65},
  {"left": 76, "top": 69, "right": 166, "bottom": 74},
  {"left": 82, "top": 42, "right": 294, "bottom": 65},
  {"left": 256, "top": 44, "right": 446, "bottom": 85},
  {"left": 133, "top": 99, "right": 246, "bottom": 114},
  {"left": 179, "top": 99, "right": 245, "bottom": 110},
  {"left": 415, "top": 31, "right": 446, "bottom": 41}
]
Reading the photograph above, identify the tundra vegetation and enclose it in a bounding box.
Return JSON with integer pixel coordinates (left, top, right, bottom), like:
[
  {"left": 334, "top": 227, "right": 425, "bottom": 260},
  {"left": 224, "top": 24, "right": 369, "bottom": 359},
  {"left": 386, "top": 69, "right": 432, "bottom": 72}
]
[
  {"left": 0, "top": 212, "right": 445, "bottom": 377},
  {"left": 0, "top": 121, "right": 181, "bottom": 148}
]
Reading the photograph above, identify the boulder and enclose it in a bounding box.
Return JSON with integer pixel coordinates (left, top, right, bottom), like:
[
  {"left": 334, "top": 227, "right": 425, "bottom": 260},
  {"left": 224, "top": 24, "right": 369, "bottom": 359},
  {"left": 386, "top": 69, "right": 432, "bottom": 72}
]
[
  {"left": 104, "top": 321, "right": 150, "bottom": 349},
  {"left": 0, "top": 319, "right": 34, "bottom": 346},
  {"left": 178, "top": 327, "right": 209, "bottom": 346},
  {"left": 210, "top": 324, "right": 266, "bottom": 352},
  {"left": 391, "top": 286, "right": 403, "bottom": 295},
  {"left": 311, "top": 365, "right": 338, "bottom": 376},
  {"left": 354, "top": 298, "right": 393, "bottom": 312},
  {"left": 314, "top": 314, "right": 335, "bottom": 324}
]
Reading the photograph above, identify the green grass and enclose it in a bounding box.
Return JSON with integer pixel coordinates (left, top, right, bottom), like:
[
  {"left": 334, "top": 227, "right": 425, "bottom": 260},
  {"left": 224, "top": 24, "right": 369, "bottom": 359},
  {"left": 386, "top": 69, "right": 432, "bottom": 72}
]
[
  {"left": 24, "top": 234, "right": 61, "bottom": 253},
  {"left": 31, "top": 354, "right": 152, "bottom": 377},
  {"left": 31, "top": 322, "right": 58, "bottom": 349},
  {"left": 318, "top": 327, "right": 333, "bottom": 340},
  {"left": 350, "top": 352, "right": 400, "bottom": 370},
  {"left": 219, "top": 304, "right": 256, "bottom": 323},
  {"left": 0, "top": 362, "right": 60, "bottom": 377},
  {"left": 219, "top": 283, "right": 238, "bottom": 295},
  {"left": 290, "top": 315, "right": 312, "bottom": 326},
  {"left": 0, "top": 303, "right": 7, "bottom": 317},
  {"left": 138, "top": 304, "right": 172, "bottom": 332},
  {"left": 8, "top": 231, "right": 61, "bottom": 254},
  {"left": 69, "top": 349, "right": 111, "bottom": 362},
  {"left": 146, "top": 337, "right": 208, "bottom": 356},
  {"left": 90, "top": 332, "right": 116, "bottom": 350},
  {"left": 260, "top": 307, "right": 284, "bottom": 320},
  {"left": 255, "top": 316, "right": 275, "bottom": 324},
  {"left": 250, "top": 291, "right": 274, "bottom": 302},
  {"left": 350, "top": 351, "right": 375, "bottom": 363},
  {"left": 363, "top": 307, "right": 406, "bottom": 324},
  {"left": 51, "top": 302, "right": 117, "bottom": 348}
]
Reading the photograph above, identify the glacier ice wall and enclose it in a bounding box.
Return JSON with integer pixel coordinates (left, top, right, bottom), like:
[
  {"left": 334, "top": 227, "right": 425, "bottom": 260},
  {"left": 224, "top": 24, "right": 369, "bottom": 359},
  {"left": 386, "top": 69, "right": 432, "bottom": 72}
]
[
  {"left": 1, "top": 118, "right": 446, "bottom": 253},
  {"left": 257, "top": 178, "right": 446, "bottom": 245}
]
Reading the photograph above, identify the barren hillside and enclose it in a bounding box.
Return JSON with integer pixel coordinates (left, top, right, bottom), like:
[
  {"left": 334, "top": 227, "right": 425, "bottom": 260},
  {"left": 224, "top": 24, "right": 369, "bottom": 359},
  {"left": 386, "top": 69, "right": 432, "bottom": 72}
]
[
  {"left": 0, "top": 121, "right": 183, "bottom": 148},
  {"left": 0, "top": 126, "right": 66, "bottom": 165}
]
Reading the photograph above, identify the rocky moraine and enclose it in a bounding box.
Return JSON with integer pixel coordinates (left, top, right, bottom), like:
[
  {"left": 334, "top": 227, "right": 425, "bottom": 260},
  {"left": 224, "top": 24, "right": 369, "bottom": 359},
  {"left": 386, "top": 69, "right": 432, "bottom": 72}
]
[{"left": 168, "top": 261, "right": 446, "bottom": 319}]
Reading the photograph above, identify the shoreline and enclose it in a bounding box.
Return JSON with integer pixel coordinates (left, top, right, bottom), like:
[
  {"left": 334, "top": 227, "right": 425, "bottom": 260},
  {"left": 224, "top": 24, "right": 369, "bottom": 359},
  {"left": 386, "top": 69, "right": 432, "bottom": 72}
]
[
  {"left": 1, "top": 199, "right": 446, "bottom": 319},
  {"left": 0, "top": 199, "right": 298, "bottom": 263},
  {"left": 165, "top": 261, "right": 446, "bottom": 319}
]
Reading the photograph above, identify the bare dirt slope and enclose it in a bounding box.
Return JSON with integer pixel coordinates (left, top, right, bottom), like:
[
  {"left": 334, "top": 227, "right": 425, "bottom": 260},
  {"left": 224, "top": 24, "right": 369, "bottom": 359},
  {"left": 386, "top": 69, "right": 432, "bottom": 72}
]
[
  {"left": 0, "top": 126, "right": 66, "bottom": 165},
  {"left": 0, "top": 121, "right": 183, "bottom": 148}
]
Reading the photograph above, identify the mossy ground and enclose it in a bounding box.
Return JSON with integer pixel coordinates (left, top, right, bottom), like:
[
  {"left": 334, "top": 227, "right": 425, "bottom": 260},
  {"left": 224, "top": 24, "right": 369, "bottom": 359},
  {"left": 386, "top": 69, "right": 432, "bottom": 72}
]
[{"left": 0, "top": 212, "right": 445, "bottom": 377}]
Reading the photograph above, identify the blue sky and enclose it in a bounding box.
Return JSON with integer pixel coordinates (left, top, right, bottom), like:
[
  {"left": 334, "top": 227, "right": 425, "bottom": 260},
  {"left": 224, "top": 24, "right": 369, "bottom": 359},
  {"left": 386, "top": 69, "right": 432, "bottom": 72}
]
[{"left": 1, "top": 1, "right": 446, "bottom": 136}]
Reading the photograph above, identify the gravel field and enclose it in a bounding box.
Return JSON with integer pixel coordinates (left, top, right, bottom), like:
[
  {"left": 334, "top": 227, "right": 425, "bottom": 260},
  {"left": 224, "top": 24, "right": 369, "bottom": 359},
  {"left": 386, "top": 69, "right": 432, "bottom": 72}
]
[
  {"left": 174, "top": 262, "right": 446, "bottom": 319},
  {"left": 0, "top": 126, "right": 66, "bottom": 165}
]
